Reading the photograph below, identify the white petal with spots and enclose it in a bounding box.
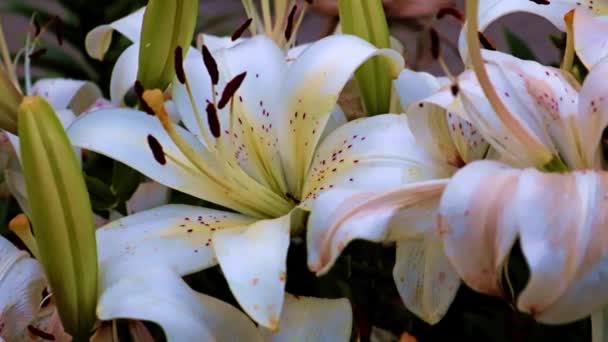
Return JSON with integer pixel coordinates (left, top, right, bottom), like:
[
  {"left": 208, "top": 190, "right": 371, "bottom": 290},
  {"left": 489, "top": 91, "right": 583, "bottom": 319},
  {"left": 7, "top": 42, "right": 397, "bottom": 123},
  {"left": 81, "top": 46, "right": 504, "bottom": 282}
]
[
  {"left": 212, "top": 213, "right": 291, "bottom": 330},
  {"left": 97, "top": 204, "right": 255, "bottom": 290},
  {"left": 302, "top": 114, "right": 452, "bottom": 207},
  {"left": 278, "top": 34, "right": 404, "bottom": 196}
]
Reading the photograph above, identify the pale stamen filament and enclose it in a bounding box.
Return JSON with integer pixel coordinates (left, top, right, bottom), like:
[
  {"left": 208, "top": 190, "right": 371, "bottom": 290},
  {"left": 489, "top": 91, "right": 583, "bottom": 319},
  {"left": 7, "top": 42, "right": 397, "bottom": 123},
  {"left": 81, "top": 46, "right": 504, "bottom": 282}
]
[
  {"left": 181, "top": 72, "right": 217, "bottom": 150},
  {"left": 465, "top": 0, "right": 553, "bottom": 165},
  {"left": 145, "top": 90, "right": 290, "bottom": 217},
  {"left": 164, "top": 152, "right": 271, "bottom": 218},
  {"left": 286, "top": 1, "right": 308, "bottom": 48},
  {"left": 241, "top": 0, "right": 261, "bottom": 35},
  {"left": 261, "top": 0, "right": 273, "bottom": 36},
  {"left": 272, "top": 0, "right": 291, "bottom": 39}
]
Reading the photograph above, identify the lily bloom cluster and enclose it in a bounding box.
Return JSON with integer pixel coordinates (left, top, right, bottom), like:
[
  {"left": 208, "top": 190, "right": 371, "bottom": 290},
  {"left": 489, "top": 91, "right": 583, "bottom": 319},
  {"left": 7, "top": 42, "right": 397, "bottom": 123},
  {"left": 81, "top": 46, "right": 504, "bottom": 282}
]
[{"left": 3, "top": 0, "right": 608, "bottom": 340}]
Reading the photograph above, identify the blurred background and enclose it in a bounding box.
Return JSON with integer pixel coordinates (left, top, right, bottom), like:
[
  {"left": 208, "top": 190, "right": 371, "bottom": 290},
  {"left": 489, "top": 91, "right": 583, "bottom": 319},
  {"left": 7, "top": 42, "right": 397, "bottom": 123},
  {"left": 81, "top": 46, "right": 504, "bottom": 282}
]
[{"left": 2, "top": 0, "right": 562, "bottom": 94}]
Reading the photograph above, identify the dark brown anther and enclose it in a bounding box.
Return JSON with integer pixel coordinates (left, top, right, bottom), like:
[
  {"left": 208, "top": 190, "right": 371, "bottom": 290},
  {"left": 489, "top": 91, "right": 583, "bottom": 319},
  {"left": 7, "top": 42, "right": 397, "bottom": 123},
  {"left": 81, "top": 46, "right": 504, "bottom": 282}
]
[
  {"left": 437, "top": 7, "right": 464, "bottom": 21},
  {"left": 28, "top": 48, "right": 48, "bottom": 60},
  {"left": 478, "top": 32, "right": 496, "bottom": 51},
  {"left": 529, "top": 0, "right": 550, "bottom": 4},
  {"left": 218, "top": 72, "right": 247, "bottom": 109},
  {"left": 174, "top": 46, "right": 186, "bottom": 84},
  {"left": 430, "top": 29, "right": 440, "bottom": 60},
  {"left": 285, "top": 4, "right": 298, "bottom": 41},
  {"left": 54, "top": 16, "right": 64, "bottom": 45},
  {"left": 134, "top": 81, "right": 155, "bottom": 115},
  {"left": 147, "top": 134, "right": 167, "bottom": 165},
  {"left": 232, "top": 18, "right": 253, "bottom": 41},
  {"left": 27, "top": 325, "right": 55, "bottom": 341},
  {"left": 206, "top": 103, "right": 221, "bottom": 138},
  {"left": 450, "top": 84, "right": 460, "bottom": 96},
  {"left": 202, "top": 45, "right": 219, "bottom": 85}
]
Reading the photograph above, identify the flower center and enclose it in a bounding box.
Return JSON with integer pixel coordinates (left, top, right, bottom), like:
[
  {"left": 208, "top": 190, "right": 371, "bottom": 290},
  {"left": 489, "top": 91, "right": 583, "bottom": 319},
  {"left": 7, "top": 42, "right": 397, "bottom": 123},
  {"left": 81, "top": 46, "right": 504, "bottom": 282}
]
[{"left": 141, "top": 48, "right": 294, "bottom": 219}]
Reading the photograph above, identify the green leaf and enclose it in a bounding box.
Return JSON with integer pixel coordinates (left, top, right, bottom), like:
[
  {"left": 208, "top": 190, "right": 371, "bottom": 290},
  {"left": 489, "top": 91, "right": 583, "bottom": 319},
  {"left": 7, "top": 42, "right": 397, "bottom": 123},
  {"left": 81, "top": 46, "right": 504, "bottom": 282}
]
[
  {"left": 84, "top": 173, "right": 117, "bottom": 211},
  {"left": 504, "top": 28, "right": 538, "bottom": 62},
  {"left": 111, "top": 161, "right": 140, "bottom": 203}
]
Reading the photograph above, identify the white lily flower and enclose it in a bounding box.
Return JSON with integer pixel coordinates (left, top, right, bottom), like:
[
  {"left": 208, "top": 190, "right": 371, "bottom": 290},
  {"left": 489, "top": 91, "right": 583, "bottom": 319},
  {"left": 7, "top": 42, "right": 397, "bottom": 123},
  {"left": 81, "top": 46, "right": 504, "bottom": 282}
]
[
  {"left": 456, "top": 49, "right": 608, "bottom": 170},
  {"left": 305, "top": 68, "right": 490, "bottom": 324},
  {"left": 573, "top": 8, "right": 608, "bottom": 69},
  {"left": 6, "top": 202, "right": 353, "bottom": 340},
  {"left": 69, "top": 34, "right": 403, "bottom": 330},
  {"left": 438, "top": 160, "right": 608, "bottom": 324},
  {"left": 458, "top": 0, "right": 608, "bottom": 61},
  {"left": 94, "top": 205, "right": 353, "bottom": 340},
  {"left": 0, "top": 235, "right": 46, "bottom": 341},
  {"left": 439, "top": 1, "right": 608, "bottom": 328}
]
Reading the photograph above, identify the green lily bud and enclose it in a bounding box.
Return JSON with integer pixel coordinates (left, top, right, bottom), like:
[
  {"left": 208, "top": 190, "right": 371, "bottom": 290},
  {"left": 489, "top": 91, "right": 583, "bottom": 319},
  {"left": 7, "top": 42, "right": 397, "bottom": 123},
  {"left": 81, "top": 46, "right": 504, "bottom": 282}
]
[
  {"left": 137, "top": 0, "right": 199, "bottom": 89},
  {"left": 0, "top": 69, "right": 21, "bottom": 134},
  {"left": 19, "top": 96, "right": 98, "bottom": 340},
  {"left": 339, "top": 0, "right": 392, "bottom": 115}
]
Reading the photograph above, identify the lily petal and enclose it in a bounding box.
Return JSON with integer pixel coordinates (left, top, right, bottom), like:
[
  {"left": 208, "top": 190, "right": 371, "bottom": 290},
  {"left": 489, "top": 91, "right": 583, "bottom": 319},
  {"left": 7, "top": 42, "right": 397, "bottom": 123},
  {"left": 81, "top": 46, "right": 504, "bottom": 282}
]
[
  {"left": 458, "top": 0, "right": 608, "bottom": 60},
  {"left": 110, "top": 44, "right": 139, "bottom": 105},
  {"left": 515, "top": 169, "right": 608, "bottom": 323},
  {"left": 457, "top": 50, "right": 580, "bottom": 168},
  {"left": 394, "top": 236, "right": 460, "bottom": 324},
  {"left": 212, "top": 213, "right": 291, "bottom": 329},
  {"left": 440, "top": 161, "right": 608, "bottom": 323},
  {"left": 259, "top": 294, "right": 352, "bottom": 341},
  {"left": 196, "top": 33, "right": 242, "bottom": 52},
  {"left": 302, "top": 114, "right": 452, "bottom": 208},
  {"left": 85, "top": 8, "right": 145, "bottom": 60},
  {"left": 574, "top": 9, "right": 608, "bottom": 69},
  {"left": 278, "top": 34, "right": 404, "bottom": 196},
  {"left": 125, "top": 181, "right": 170, "bottom": 215},
  {"left": 396, "top": 70, "right": 454, "bottom": 163},
  {"left": 576, "top": 58, "right": 608, "bottom": 168},
  {"left": 394, "top": 69, "right": 442, "bottom": 109},
  {"left": 0, "top": 236, "right": 45, "bottom": 341},
  {"left": 97, "top": 204, "right": 255, "bottom": 289},
  {"left": 439, "top": 160, "right": 520, "bottom": 296},
  {"left": 307, "top": 180, "right": 448, "bottom": 274},
  {"left": 306, "top": 179, "right": 458, "bottom": 324},
  {"left": 98, "top": 267, "right": 261, "bottom": 341},
  {"left": 68, "top": 109, "right": 259, "bottom": 215},
  {"left": 31, "top": 79, "right": 102, "bottom": 114}
]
